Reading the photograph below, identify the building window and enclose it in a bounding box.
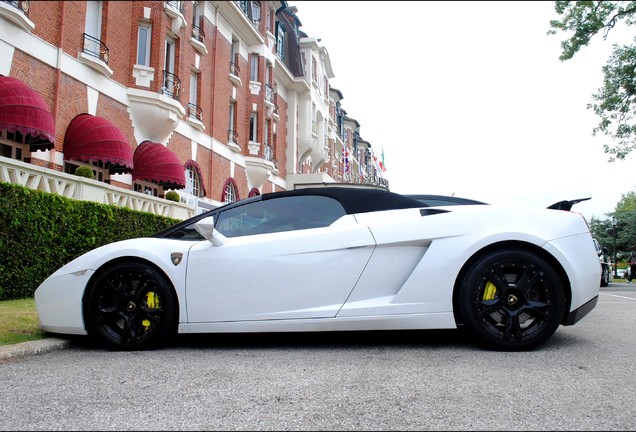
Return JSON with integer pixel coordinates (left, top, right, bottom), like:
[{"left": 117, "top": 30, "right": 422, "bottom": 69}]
[
  {"left": 275, "top": 23, "right": 285, "bottom": 60},
  {"left": 185, "top": 166, "right": 202, "bottom": 197},
  {"left": 228, "top": 101, "right": 237, "bottom": 142},
  {"left": 250, "top": 54, "right": 259, "bottom": 82},
  {"left": 222, "top": 178, "right": 238, "bottom": 204},
  {"left": 85, "top": 1, "right": 103, "bottom": 43},
  {"left": 251, "top": 2, "right": 260, "bottom": 23},
  {"left": 249, "top": 113, "right": 257, "bottom": 142},
  {"left": 165, "top": 37, "right": 175, "bottom": 74},
  {"left": 189, "top": 71, "right": 199, "bottom": 114},
  {"left": 137, "top": 23, "right": 152, "bottom": 66},
  {"left": 267, "top": 7, "right": 274, "bottom": 32},
  {"left": 264, "top": 119, "right": 269, "bottom": 146},
  {"left": 0, "top": 130, "right": 28, "bottom": 161},
  {"left": 192, "top": 1, "right": 201, "bottom": 25},
  {"left": 133, "top": 181, "right": 159, "bottom": 197}
]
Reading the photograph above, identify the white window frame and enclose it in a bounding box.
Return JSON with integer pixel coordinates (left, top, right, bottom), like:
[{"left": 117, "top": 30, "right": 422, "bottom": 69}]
[
  {"left": 250, "top": 54, "right": 259, "bottom": 82},
  {"left": 249, "top": 113, "right": 258, "bottom": 142},
  {"left": 136, "top": 23, "right": 152, "bottom": 66}
]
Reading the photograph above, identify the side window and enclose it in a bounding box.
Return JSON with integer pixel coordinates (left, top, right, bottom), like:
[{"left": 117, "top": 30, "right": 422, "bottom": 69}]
[{"left": 215, "top": 195, "right": 346, "bottom": 238}]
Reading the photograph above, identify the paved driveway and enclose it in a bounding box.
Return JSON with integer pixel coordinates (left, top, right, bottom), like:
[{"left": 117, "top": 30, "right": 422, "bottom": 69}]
[{"left": 1, "top": 284, "right": 635, "bottom": 431}]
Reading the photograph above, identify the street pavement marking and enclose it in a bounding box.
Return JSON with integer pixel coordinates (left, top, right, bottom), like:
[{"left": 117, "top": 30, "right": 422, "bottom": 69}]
[{"left": 599, "top": 292, "right": 636, "bottom": 301}]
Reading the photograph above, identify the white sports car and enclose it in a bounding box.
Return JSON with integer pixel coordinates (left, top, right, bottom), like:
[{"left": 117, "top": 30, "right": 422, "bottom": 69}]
[{"left": 35, "top": 187, "right": 601, "bottom": 351}]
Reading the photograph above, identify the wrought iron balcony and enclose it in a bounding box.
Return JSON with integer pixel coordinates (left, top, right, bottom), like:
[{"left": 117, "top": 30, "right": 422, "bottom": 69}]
[
  {"left": 265, "top": 84, "right": 273, "bottom": 103},
  {"left": 234, "top": 0, "right": 248, "bottom": 15},
  {"left": 264, "top": 144, "right": 273, "bottom": 161},
  {"left": 229, "top": 61, "right": 240, "bottom": 76},
  {"left": 192, "top": 23, "right": 205, "bottom": 44},
  {"left": 165, "top": 0, "right": 184, "bottom": 14},
  {"left": 2, "top": 0, "right": 30, "bottom": 16},
  {"left": 187, "top": 103, "right": 202, "bottom": 122},
  {"left": 228, "top": 129, "right": 238, "bottom": 144},
  {"left": 82, "top": 33, "right": 109, "bottom": 64},
  {"left": 161, "top": 70, "right": 181, "bottom": 100}
]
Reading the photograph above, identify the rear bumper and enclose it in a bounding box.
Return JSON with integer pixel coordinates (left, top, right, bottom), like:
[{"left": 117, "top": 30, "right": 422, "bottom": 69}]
[{"left": 563, "top": 295, "right": 598, "bottom": 326}]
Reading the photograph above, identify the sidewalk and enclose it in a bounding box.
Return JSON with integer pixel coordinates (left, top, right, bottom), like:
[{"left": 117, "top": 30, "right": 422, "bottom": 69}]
[{"left": 0, "top": 337, "right": 72, "bottom": 362}]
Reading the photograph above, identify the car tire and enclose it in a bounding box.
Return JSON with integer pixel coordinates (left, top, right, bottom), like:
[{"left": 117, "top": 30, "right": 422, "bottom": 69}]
[
  {"left": 600, "top": 266, "right": 609, "bottom": 287},
  {"left": 84, "top": 261, "right": 177, "bottom": 350},
  {"left": 457, "top": 249, "right": 565, "bottom": 351}
]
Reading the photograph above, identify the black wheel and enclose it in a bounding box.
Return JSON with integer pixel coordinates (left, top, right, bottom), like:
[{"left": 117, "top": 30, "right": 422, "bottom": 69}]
[
  {"left": 458, "top": 249, "right": 565, "bottom": 351},
  {"left": 84, "top": 261, "right": 177, "bottom": 350},
  {"left": 600, "top": 266, "right": 609, "bottom": 287}
]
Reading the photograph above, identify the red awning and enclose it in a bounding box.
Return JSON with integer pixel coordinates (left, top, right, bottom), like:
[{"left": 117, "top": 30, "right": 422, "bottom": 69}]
[
  {"left": 0, "top": 75, "right": 55, "bottom": 151},
  {"left": 64, "top": 114, "right": 134, "bottom": 174},
  {"left": 133, "top": 141, "right": 186, "bottom": 189}
]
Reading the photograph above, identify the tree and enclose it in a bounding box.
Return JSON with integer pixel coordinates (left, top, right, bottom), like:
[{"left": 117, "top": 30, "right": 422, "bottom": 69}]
[
  {"left": 548, "top": 1, "right": 636, "bottom": 161},
  {"left": 590, "top": 189, "right": 636, "bottom": 260}
]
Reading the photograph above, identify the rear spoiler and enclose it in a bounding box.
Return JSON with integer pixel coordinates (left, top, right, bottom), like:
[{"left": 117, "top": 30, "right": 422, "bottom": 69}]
[{"left": 547, "top": 197, "right": 591, "bottom": 211}]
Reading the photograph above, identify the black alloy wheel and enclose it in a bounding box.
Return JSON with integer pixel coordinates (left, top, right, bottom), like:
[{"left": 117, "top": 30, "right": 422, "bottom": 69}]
[
  {"left": 458, "top": 249, "right": 565, "bottom": 351},
  {"left": 84, "top": 261, "right": 177, "bottom": 350}
]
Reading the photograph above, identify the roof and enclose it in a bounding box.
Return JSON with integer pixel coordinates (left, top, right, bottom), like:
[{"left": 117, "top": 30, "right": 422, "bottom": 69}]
[{"left": 262, "top": 187, "right": 424, "bottom": 215}]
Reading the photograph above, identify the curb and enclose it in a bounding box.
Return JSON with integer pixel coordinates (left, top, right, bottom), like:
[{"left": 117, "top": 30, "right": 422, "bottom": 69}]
[{"left": 0, "top": 338, "right": 72, "bottom": 362}]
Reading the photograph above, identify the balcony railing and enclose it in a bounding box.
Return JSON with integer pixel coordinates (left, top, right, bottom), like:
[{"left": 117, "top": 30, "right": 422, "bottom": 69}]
[
  {"left": 228, "top": 129, "right": 238, "bottom": 144},
  {"left": 187, "top": 103, "right": 202, "bottom": 122},
  {"left": 192, "top": 23, "right": 205, "bottom": 44},
  {"left": 2, "top": 0, "right": 30, "bottom": 16},
  {"left": 82, "top": 33, "right": 109, "bottom": 64},
  {"left": 165, "top": 0, "right": 184, "bottom": 14},
  {"left": 264, "top": 144, "right": 273, "bottom": 161},
  {"left": 161, "top": 70, "right": 181, "bottom": 100},
  {"left": 229, "top": 61, "right": 240, "bottom": 76},
  {"left": 265, "top": 84, "right": 273, "bottom": 103},
  {"left": 234, "top": 0, "right": 248, "bottom": 15},
  {"left": 0, "top": 156, "right": 193, "bottom": 220}
]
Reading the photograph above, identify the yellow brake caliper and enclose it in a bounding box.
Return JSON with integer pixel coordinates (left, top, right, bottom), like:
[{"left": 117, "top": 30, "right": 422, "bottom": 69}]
[
  {"left": 142, "top": 291, "right": 159, "bottom": 331},
  {"left": 483, "top": 281, "right": 497, "bottom": 301}
]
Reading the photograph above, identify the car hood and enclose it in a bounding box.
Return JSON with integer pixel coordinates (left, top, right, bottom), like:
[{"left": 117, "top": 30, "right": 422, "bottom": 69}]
[{"left": 43, "top": 237, "right": 198, "bottom": 281}]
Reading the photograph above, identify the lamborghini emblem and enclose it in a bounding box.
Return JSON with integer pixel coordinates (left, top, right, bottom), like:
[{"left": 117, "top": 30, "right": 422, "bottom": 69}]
[{"left": 171, "top": 252, "right": 183, "bottom": 266}]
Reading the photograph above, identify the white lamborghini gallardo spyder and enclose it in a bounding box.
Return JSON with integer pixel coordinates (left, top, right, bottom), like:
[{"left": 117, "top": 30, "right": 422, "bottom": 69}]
[{"left": 35, "top": 187, "right": 600, "bottom": 351}]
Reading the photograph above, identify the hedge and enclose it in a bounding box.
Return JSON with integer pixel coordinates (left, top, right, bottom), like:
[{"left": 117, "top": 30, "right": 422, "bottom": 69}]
[{"left": 0, "top": 182, "right": 180, "bottom": 301}]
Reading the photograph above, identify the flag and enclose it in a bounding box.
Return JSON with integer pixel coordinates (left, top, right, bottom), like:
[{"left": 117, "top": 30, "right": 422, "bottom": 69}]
[
  {"left": 371, "top": 147, "right": 383, "bottom": 176},
  {"left": 379, "top": 147, "right": 387, "bottom": 172},
  {"left": 342, "top": 145, "right": 350, "bottom": 173}
]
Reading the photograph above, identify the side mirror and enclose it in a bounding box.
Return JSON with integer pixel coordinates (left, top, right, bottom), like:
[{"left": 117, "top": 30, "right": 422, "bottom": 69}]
[{"left": 193, "top": 216, "right": 227, "bottom": 246}]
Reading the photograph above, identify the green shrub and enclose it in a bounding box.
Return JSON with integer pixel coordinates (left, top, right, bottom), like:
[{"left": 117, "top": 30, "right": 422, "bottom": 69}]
[
  {"left": 74, "top": 165, "right": 95, "bottom": 179},
  {"left": 165, "top": 191, "right": 180, "bottom": 202},
  {"left": 0, "top": 182, "right": 180, "bottom": 301}
]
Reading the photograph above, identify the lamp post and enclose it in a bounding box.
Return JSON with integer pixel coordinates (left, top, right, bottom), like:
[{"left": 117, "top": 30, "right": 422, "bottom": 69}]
[{"left": 612, "top": 216, "right": 618, "bottom": 278}]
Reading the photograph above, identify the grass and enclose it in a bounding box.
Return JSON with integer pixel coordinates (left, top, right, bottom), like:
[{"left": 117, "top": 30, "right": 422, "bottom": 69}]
[{"left": 0, "top": 298, "right": 46, "bottom": 346}]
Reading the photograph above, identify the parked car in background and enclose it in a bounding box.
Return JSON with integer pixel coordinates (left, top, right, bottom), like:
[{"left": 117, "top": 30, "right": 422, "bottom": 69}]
[
  {"left": 616, "top": 268, "right": 627, "bottom": 279},
  {"left": 593, "top": 238, "right": 613, "bottom": 287}
]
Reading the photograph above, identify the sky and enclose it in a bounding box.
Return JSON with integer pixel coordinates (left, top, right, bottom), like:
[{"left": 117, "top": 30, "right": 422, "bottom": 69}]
[{"left": 289, "top": 1, "right": 636, "bottom": 221}]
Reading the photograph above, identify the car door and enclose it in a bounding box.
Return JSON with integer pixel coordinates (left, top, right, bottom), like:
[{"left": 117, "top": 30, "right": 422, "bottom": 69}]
[{"left": 184, "top": 194, "right": 376, "bottom": 322}]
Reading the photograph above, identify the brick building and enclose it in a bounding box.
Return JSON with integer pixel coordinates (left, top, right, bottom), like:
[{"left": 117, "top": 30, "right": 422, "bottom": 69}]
[{"left": 0, "top": 0, "right": 387, "bottom": 217}]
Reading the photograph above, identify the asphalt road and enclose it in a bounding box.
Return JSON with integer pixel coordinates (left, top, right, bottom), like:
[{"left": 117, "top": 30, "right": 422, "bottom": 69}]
[{"left": 1, "top": 283, "right": 635, "bottom": 431}]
